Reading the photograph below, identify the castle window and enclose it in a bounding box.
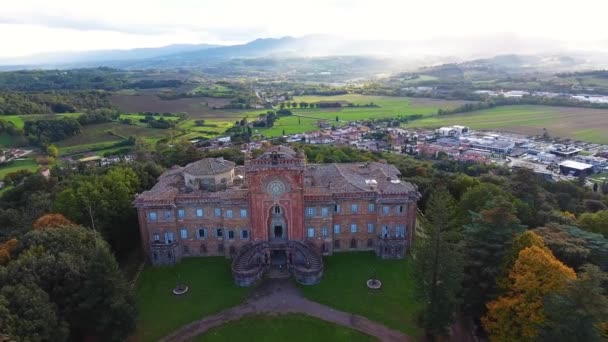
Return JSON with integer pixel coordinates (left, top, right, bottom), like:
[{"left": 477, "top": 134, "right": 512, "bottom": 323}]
[
  {"left": 197, "top": 228, "right": 206, "bottom": 239},
  {"left": 215, "top": 228, "right": 223, "bottom": 238},
  {"left": 382, "top": 226, "right": 390, "bottom": 238},
  {"left": 367, "top": 223, "right": 375, "bottom": 233},
  {"left": 177, "top": 209, "right": 185, "bottom": 219},
  {"left": 240, "top": 209, "right": 248, "bottom": 218},
  {"left": 214, "top": 208, "right": 222, "bottom": 217},
  {"left": 183, "top": 244, "right": 189, "bottom": 254},
  {"left": 333, "top": 240, "right": 341, "bottom": 249},
  {"left": 321, "top": 207, "right": 329, "bottom": 217},
  {"left": 226, "top": 210, "right": 233, "bottom": 218},
  {"left": 350, "top": 223, "right": 358, "bottom": 233},
  {"left": 351, "top": 204, "right": 359, "bottom": 213},
  {"left": 350, "top": 239, "right": 357, "bottom": 248},
  {"left": 196, "top": 208, "right": 204, "bottom": 217},
  {"left": 153, "top": 233, "right": 160, "bottom": 242},
  {"left": 180, "top": 228, "right": 188, "bottom": 239},
  {"left": 367, "top": 239, "right": 373, "bottom": 247},
  {"left": 305, "top": 207, "right": 316, "bottom": 217},
  {"left": 398, "top": 205, "right": 404, "bottom": 213},
  {"left": 307, "top": 227, "right": 315, "bottom": 238},
  {"left": 322, "top": 227, "right": 328, "bottom": 237},
  {"left": 229, "top": 246, "right": 236, "bottom": 255},
  {"left": 334, "top": 204, "right": 341, "bottom": 213},
  {"left": 228, "top": 230, "right": 235, "bottom": 240},
  {"left": 382, "top": 206, "right": 390, "bottom": 215},
  {"left": 164, "top": 232, "right": 174, "bottom": 244},
  {"left": 218, "top": 244, "right": 224, "bottom": 253},
  {"left": 164, "top": 210, "right": 172, "bottom": 219},
  {"left": 149, "top": 212, "right": 157, "bottom": 221},
  {"left": 368, "top": 203, "right": 376, "bottom": 213},
  {"left": 333, "top": 224, "right": 341, "bottom": 234},
  {"left": 396, "top": 225, "right": 406, "bottom": 237},
  {"left": 200, "top": 243, "right": 207, "bottom": 254},
  {"left": 274, "top": 206, "right": 281, "bottom": 214},
  {"left": 240, "top": 230, "right": 249, "bottom": 239}
]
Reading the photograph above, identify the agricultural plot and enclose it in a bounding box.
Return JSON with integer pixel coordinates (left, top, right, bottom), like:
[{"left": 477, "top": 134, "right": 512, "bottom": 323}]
[
  {"left": 1, "top": 113, "right": 82, "bottom": 129},
  {"left": 110, "top": 94, "right": 243, "bottom": 120},
  {"left": 0, "top": 159, "right": 39, "bottom": 178},
  {"left": 408, "top": 105, "right": 608, "bottom": 144},
  {"left": 256, "top": 95, "right": 470, "bottom": 137},
  {"left": 56, "top": 122, "right": 171, "bottom": 155},
  {"left": 119, "top": 113, "right": 182, "bottom": 127}
]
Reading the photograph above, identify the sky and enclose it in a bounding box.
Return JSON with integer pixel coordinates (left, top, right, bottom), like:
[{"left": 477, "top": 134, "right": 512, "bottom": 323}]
[{"left": 1, "top": 0, "right": 608, "bottom": 57}]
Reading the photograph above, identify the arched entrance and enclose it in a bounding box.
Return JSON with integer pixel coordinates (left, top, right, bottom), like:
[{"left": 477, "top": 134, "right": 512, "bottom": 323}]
[{"left": 268, "top": 205, "right": 288, "bottom": 240}]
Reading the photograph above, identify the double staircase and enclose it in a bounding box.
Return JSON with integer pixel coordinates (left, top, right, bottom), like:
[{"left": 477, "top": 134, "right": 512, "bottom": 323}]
[{"left": 231, "top": 240, "right": 324, "bottom": 287}]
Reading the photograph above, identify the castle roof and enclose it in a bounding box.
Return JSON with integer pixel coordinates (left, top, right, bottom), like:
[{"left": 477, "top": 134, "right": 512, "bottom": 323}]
[{"left": 183, "top": 158, "right": 235, "bottom": 176}]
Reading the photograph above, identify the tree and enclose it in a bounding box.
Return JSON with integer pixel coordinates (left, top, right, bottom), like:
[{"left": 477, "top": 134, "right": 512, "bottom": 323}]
[
  {"left": 414, "top": 187, "right": 464, "bottom": 337},
  {"left": 2, "top": 227, "right": 136, "bottom": 341},
  {"left": 482, "top": 246, "right": 576, "bottom": 341},
  {"left": 0, "top": 239, "right": 17, "bottom": 266},
  {"left": 291, "top": 102, "right": 297, "bottom": 108},
  {"left": 335, "top": 115, "right": 339, "bottom": 122},
  {"left": 462, "top": 198, "right": 525, "bottom": 321},
  {"left": 578, "top": 210, "right": 608, "bottom": 237},
  {"left": 279, "top": 102, "right": 285, "bottom": 109},
  {"left": 46, "top": 144, "right": 58, "bottom": 158},
  {"left": 499, "top": 231, "right": 549, "bottom": 290},
  {"left": 541, "top": 264, "right": 608, "bottom": 341},
  {"left": 0, "top": 284, "right": 68, "bottom": 342},
  {"left": 32, "top": 213, "right": 76, "bottom": 229}
]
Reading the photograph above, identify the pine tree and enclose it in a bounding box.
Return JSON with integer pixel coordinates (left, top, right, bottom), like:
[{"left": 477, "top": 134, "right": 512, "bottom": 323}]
[{"left": 414, "top": 187, "right": 464, "bottom": 337}]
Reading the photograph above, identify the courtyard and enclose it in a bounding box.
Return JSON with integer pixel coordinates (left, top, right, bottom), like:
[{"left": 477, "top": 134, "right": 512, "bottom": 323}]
[{"left": 135, "top": 252, "right": 421, "bottom": 341}]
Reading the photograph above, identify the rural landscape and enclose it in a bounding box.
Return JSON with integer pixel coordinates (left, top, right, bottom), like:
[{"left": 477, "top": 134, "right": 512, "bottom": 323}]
[{"left": 2, "top": 1, "right": 608, "bottom": 342}]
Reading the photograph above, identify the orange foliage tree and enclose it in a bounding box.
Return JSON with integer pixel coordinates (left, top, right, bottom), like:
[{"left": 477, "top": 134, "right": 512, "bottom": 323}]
[
  {"left": 0, "top": 239, "right": 18, "bottom": 265},
  {"left": 482, "top": 246, "right": 576, "bottom": 342},
  {"left": 32, "top": 213, "right": 76, "bottom": 229}
]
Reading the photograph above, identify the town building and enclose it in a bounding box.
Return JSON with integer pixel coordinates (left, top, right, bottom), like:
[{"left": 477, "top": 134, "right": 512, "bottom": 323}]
[
  {"left": 559, "top": 160, "right": 594, "bottom": 176},
  {"left": 134, "top": 146, "right": 420, "bottom": 286}
]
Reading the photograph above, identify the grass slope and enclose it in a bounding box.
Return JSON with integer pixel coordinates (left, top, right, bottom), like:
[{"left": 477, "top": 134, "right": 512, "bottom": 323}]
[
  {"left": 408, "top": 105, "right": 608, "bottom": 143},
  {"left": 299, "top": 252, "right": 422, "bottom": 336},
  {"left": 0, "top": 159, "right": 38, "bottom": 178},
  {"left": 194, "top": 314, "right": 376, "bottom": 342},
  {"left": 135, "top": 257, "right": 250, "bottom": 342}
]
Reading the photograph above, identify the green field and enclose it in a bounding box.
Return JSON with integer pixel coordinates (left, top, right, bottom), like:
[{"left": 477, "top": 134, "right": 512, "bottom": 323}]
[
  {"left": 194, "top": 314, "right": 376, "bottom": 342},
  {"left": 56, "top": 122, "right": 171, "bottom": 155},
  {"left": 254, "top": 95, "right": 469, "bottom": 137},
  {"left": 300, "top": 252, "right": 422, "bottom": 336},
  {"left": 119, "top": 113, "right": 182, "bottom": 127},
  {"left": 408, "top": 105, "right": 608, "bottom": 143},
  {"left": 1, "top": 113, "right": 82, "bottom": 129},
  {"left": 135, "top": 257, "right": 250, "bottom": 342},
  {"left": 0, "top": 159, "right": 38, "bottom": 178}
]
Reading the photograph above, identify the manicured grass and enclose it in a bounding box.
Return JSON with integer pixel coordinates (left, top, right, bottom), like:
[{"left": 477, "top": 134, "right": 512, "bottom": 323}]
[
  {"left": 136, "top": 257, "right": 250, "bottom": 342},
  {"left": 299, "top": 252, "right": 422, "bottom": 336},
  {"left": 0, "top": 159, "right": 38, "bottom": 178},
  {"left": 408, "top": 105, "right": 608, "bottom": 143},
  {"left": 194, "top": 314, "right": 376, "bottom": 342}
]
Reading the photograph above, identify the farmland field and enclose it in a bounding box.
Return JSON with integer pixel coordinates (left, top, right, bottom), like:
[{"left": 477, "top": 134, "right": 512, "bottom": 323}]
[
  {"left": 110, "top": 94, "right": 244, "bottom": 120},
  {"left": 56, "top": 122, "right": 171, "bottom": 155},
  {"left": 0, "top": 159, "right": 39, "bottom": 178},
  {"left": 256, "top": 95, "right": 470, "bottom": 137},
  {"left": 1, "top": 113, "right": 82, "bottom": 129},
  {"left": 408, "top": 105, "right": 608, "bottom": 143}
]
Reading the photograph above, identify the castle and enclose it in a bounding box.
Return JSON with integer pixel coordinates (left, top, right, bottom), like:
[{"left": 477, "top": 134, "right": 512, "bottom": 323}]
[{"left": 134, "top": 146, "right": 420, "bottom": 286}]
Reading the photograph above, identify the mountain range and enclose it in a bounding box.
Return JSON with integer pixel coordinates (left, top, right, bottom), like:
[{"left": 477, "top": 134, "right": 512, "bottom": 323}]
[{"left": 1, "top": 34, "right": 607, "bottom": 71}]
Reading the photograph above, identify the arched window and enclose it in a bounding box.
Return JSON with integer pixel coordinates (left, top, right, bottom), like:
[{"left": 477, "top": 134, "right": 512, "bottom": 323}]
[
  {"left": 350, "top": 239, "right": 357, "bottom": 248},
  {"left": 183, "top": 245, "right": 189, "bottom": 254},
  {"left": 218, "top": 244, "right": 224, "bottom": 253},
  {"left": 367, "top": 239, "right": 373, "bottom": 247},
  {"left": 229, "top": 246, "right": 236, "bottom": 256},
  {"left": 274, "top": 206, "right": 281, "bottom": 214},
  {"left": 200, "top": 243, "right": 207, "bottom": 254}
]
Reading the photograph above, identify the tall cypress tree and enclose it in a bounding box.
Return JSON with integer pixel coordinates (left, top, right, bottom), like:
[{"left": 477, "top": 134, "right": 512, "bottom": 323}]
[{"left": 414, "top": 187, "right": 464, "bottom": 338}]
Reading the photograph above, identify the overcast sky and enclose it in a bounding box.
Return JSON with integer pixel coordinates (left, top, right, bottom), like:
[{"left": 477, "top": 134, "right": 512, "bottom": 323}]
[{"left": 2, "top": 0, "right": 608, "bottom": 57}]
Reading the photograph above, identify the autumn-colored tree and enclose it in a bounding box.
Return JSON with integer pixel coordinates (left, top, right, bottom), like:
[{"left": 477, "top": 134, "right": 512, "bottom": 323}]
[
  {"left": 482, "top": 246, "right": 576, "bottom": 341},
  {"left": 32, "top": 213, "right": 76, "bottom": 229},
  {"left": 0, "top": 239, "right": 18, "bottom": 266},
  {"left": 498, "top": 231, "right": 549, "bottom": 290}
]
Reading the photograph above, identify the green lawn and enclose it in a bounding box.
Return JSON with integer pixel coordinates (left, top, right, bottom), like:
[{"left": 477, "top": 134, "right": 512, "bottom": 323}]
[
  {"left": 0, "top": 159, "right": 39, "bottom": 178},
  {"left": 135, "top": 257, "right": 250, "bottom": 342},
  {"left": 408, "top": 105, "right": 608, "bottom": 143},
  {"left": 299, "top": 252, "right": 422, "bottom": 336},
  {"left": 194, "top": 314, "right": 376, "bottom": 342}
]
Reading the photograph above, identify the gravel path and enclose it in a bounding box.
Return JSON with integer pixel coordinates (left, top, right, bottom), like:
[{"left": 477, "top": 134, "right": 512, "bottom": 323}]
[{"left": 160, "top": 279, "right": 413, "bottom": 342}]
